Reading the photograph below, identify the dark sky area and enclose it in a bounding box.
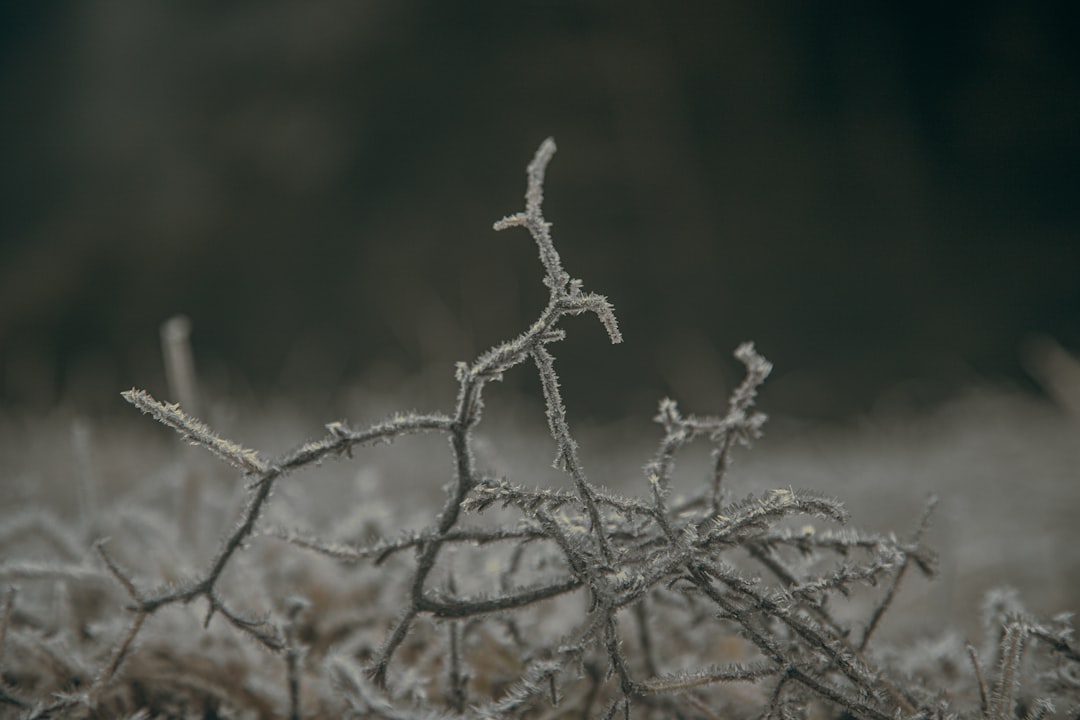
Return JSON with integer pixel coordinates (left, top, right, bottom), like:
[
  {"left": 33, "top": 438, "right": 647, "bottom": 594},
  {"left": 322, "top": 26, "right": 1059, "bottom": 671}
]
[{"left": 1, "top": 1, "right": 1077, "bottom": 421}]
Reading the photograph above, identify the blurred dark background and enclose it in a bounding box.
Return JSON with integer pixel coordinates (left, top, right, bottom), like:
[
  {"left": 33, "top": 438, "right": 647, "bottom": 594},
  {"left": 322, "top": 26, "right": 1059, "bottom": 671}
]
[{"left": 1, "top": 1, "right": 1077, "bottom": 421}]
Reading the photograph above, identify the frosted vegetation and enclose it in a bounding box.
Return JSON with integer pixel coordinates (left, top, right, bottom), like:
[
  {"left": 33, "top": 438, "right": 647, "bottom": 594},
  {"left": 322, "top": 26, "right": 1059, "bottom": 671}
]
[{"left": 1, "top": 141, "right": 1077, "bottom": 719}]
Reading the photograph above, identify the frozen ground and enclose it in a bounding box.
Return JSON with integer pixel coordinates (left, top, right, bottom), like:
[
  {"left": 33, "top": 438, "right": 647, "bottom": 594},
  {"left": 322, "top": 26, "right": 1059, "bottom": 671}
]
[{"left": 1, "top": 374, "right": 1077, "bottom": 717}]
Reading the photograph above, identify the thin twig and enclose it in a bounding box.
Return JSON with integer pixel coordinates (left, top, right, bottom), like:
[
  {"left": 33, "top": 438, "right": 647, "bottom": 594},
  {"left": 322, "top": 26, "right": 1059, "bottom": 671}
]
[{"left": 967, "top": 642, "right": 991, "bottom": 716}]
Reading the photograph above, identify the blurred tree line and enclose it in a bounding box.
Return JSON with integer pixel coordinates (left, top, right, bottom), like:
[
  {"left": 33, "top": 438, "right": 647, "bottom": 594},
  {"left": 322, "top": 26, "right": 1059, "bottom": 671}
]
[{"left": 1, "top": 1, "right": 1077, "bottom": 420}]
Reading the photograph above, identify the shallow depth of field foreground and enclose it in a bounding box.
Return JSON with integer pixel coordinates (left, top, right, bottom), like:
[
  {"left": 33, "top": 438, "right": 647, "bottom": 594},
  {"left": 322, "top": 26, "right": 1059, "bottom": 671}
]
[{"left": 1, "top": 141, "right": 1078, "bottom": 720}]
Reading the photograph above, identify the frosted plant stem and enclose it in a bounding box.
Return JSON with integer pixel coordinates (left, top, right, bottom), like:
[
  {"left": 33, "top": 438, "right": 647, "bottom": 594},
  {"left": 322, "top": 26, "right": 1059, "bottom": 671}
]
[
  {"left": 533, "top": 345, "right": 612, "bottom": 563},
  {"left": 15, "top": 137, "right": 1057, "bottom": 718}
]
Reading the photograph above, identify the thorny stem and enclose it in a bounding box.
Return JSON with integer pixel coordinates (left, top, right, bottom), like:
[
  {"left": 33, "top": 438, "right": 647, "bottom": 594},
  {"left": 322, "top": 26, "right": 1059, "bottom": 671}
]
[
  {"left": 202, "top": 472, "right": 279, "bottom": 603},
  {"left": 371, "top": 377, "right": 483, "bottom": 685},
  {"left": 371, "top": 139, "right": 622, "bottom": 685},
  {"left": 520, "top": 137, "right": 567, "bottom": 288},
  {"left": 271, "top": 524, "right": 548, "bottom": 564},
  {"left": 371, "top": 607, "right": 419, "bottom": 688},
  {"left": 533, "top": 345, "right": 613, "bottom": 563},
  {"left": 93, "top": 610, "right": 147, "bottom": 689},
  {"left": 859, "top": 495, "right": 938, "bottom": 652},
  {"left": 710, "top": 432, "right": 737, "bottom": 517},
  {"left": 27, "top": 139, "right": 1023, "bottom": 719},
  {"left": 747, "top": 535, "right": 924, "bottom": 716},
  {"left": 84, "top": 391, "right": 450, "bottom": 708},
  {"left": 75, "top": 139, "right": 624, "bottom": 706},
  {"left": 417, "top": 577, "right": 583, "bottom": 618},
  {"left": 691, "top": 560, "right": 915, "bottom": 719}
]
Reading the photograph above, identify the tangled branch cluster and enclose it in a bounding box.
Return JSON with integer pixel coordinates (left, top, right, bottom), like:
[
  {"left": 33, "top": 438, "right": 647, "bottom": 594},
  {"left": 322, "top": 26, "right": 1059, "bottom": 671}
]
[{"left": 1, "top": 140, "right": 1077, "bottom": 719}]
